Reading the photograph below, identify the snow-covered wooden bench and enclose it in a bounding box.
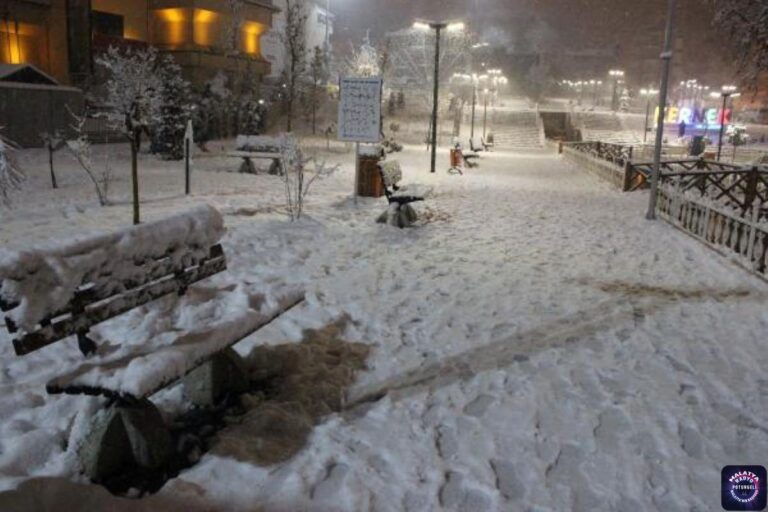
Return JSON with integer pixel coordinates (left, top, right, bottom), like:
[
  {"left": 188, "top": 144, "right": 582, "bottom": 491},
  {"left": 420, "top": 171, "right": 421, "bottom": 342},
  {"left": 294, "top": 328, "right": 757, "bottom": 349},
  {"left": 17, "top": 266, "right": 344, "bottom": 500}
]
[
  {"left": 0, "top": 205, "right": 304, "bottom": 481},
  {"left": 470, "top": 137, "right": 487, "bottom": 153},
  {"left": 376, "top": 160, "right": 431, "bottom": 228},
  {"left": 228, "top": 135, "right": 283, "bottom": 175}
]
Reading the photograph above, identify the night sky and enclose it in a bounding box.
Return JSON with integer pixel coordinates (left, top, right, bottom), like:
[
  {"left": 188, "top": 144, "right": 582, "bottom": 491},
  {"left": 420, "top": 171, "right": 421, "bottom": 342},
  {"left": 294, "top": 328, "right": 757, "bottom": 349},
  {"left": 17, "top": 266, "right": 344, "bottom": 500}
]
[{"left": 331, "top": 0, "right": 733, "bottom": 86}]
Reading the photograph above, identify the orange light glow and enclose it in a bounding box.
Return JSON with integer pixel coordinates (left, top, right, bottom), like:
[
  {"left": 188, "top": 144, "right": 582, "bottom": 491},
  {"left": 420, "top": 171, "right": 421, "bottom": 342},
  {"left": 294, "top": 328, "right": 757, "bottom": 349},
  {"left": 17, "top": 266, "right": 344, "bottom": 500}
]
[
  {"left": 193, "top": 9, "right": 220, "bottom": 46},
  {"left": 153, "top": 8, "right": 189, "bottom": 46},
  {"left": 0, "top": 22, "right": 40, "bottom": 65},
  {"left": 241, "top": 22, "right": 265, "bottom": 55}
]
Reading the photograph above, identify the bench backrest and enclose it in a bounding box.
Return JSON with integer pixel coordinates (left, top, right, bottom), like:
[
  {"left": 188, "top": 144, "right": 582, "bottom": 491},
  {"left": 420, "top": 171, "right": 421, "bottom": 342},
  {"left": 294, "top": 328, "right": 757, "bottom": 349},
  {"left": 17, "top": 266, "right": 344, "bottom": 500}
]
[
  {"left": 378, "top": 160, "right": 403, "bottom": 201},
  {"left": 0, "top": 205, "right": 227, "bottom": 356}
]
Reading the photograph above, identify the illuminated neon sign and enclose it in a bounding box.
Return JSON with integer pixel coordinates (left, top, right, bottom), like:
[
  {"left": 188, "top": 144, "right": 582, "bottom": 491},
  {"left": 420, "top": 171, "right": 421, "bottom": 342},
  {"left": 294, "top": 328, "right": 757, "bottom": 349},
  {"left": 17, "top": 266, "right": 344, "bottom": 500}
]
[{"left": 654, "top": 106, "right": 732, "bottom": 128}]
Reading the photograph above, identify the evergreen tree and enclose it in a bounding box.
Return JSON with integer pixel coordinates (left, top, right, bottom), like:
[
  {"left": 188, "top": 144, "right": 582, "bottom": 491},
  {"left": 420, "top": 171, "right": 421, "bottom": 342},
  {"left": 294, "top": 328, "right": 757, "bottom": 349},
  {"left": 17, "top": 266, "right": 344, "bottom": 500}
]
[{"left": 154, "top": 55, "right": 192, "bottom": 160}]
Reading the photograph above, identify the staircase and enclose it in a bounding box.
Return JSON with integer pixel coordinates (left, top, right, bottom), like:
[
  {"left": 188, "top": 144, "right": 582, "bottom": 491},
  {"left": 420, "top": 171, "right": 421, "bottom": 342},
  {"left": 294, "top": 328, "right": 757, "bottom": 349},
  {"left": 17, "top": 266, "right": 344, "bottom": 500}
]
[
  {"left": 577, "top": 112, "right": 642, "bottom": 145},
  {"left": 489, "top": 111, "right": 545, "bottom": 149}
]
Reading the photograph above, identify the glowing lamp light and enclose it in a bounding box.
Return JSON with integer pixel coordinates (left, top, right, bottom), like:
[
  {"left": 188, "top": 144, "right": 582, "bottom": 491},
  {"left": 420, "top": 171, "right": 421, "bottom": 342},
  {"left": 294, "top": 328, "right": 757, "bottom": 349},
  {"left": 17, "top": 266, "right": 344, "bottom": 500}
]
[
  {"left": 447, "top": 22, "right": 465, "bottom": 32},
  {"left": 413, "top": 22, "right": 430, "bottom": 31}
]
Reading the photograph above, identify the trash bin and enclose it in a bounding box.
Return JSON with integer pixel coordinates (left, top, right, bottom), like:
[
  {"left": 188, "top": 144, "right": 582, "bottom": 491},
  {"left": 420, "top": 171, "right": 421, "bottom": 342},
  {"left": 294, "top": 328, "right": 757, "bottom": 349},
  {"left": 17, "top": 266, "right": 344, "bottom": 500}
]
[{"left": 357, "top": 154, "right": 384, "bottom": 197}]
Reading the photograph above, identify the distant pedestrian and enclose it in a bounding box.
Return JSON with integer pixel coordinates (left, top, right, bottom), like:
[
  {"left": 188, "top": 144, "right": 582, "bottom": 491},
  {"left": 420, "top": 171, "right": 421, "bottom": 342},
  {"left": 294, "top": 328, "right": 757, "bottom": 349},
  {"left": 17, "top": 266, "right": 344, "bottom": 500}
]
[{"left": 678, "top": 120, "right": 687, "bottom": 138}]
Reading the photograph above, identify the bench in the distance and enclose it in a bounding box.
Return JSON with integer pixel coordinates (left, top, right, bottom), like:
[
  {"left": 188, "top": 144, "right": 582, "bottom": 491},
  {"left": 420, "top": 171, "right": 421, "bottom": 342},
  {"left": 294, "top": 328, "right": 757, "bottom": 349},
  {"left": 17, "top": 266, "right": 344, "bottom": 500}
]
[{"left": 229, "top": 134, "right": 284, "bottom": 175}]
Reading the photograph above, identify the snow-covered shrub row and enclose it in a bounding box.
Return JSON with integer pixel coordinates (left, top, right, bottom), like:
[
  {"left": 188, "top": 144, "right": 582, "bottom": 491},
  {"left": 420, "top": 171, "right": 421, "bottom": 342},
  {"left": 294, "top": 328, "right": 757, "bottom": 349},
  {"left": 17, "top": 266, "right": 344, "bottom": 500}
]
[{"left": 0, "top": 205, "right": 224, "bottom": 332}]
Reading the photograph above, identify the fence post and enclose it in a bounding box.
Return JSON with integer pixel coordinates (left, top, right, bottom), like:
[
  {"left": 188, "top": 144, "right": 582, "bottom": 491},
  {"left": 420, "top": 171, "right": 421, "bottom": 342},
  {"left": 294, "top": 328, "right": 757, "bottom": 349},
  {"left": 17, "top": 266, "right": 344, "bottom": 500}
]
[
  {"left": 744, "top": 166, "right": 759, "bottom": 214},
  {"left": 748, "top": 198, "right": 759, "bottom": 266}
]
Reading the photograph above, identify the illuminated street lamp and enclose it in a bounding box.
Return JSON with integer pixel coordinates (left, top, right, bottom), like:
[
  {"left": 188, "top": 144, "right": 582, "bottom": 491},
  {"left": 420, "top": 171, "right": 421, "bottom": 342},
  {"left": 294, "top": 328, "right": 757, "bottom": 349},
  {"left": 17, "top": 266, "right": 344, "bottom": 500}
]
[
  {"left": 640, "top": 88, "right": 659, "bottom": 144},
  {"left": 414, "top": 20, "right": 465, "bottom": 173},
  {"left": 609, "top": 69, "right": 625, "bottom": 111},
  {"left": 646, "top": 0, "right": 676, "bottom": 221},
  {"left": 710, "top": 85, "right": 741, "bottom": 161}
]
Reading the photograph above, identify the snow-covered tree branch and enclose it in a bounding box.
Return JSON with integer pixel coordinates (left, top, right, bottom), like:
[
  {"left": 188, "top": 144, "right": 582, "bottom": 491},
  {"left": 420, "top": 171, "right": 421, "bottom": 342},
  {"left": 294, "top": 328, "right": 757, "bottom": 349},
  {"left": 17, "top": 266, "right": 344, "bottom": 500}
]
[
  {"left": 711, "top": 0, "right": 768, "bottom": 91},
  {"left": 96, "top": 46, "right": 163, "bottom": 224},
  {"left": 66, "top": 107, "right": 112, "bottom": 206}
]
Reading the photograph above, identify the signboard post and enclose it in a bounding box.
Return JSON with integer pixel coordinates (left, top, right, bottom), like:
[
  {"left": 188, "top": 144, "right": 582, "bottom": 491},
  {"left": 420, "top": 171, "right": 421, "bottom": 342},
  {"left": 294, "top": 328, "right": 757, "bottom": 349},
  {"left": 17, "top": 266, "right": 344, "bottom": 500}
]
[{"left": 338, "top": 77, "right": 383, "bottom": 204}]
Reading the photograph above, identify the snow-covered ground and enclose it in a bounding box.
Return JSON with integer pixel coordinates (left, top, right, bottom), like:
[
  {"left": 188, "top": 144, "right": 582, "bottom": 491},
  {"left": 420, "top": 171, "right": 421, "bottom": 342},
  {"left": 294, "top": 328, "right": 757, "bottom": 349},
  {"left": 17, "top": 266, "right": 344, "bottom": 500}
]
[{"left": 1, "top": 141, "right": 767, "bottom": 511}]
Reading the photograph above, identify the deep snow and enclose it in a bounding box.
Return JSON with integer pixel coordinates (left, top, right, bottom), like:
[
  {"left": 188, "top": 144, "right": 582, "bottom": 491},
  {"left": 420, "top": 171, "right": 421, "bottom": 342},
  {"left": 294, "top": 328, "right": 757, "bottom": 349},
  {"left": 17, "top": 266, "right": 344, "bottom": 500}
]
[{"left": 0, "top": 140, "right": 767, "bottom": 511}]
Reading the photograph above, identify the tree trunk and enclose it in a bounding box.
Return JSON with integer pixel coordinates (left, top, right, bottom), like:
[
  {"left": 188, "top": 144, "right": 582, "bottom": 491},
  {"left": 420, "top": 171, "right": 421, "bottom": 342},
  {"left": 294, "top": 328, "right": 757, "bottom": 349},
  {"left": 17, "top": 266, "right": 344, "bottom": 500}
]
[
  {"left": 131, "top": 137, "right": 140, "bottom": 225},
  {"left": 48, "top": 143, "right": 58, "bottom": 189},
  {"left": 312, "top": 88, "right": 317, "bottom": 135}
]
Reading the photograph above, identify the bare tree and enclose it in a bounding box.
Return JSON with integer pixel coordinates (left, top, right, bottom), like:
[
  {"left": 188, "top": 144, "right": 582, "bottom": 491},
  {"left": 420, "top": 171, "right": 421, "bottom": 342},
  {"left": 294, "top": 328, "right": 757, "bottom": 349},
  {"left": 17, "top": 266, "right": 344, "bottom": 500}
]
[
  {"left": 281, "top": 0, "right": 308, "bottom": 132},
  {"left": 66, "top": 108, "right": 112, "bottom": 207},
  {"left": 711, "top": 0, "right": 768, "bottom": 91},
  {"left": 96, "top": 46, "right": 162, "bottom": 224},
  {"left": 0, "top": 131, "right": 23, "bottom": 207},
  {"left": 278, "top": 135, "right": 338, "bottom": 221}
]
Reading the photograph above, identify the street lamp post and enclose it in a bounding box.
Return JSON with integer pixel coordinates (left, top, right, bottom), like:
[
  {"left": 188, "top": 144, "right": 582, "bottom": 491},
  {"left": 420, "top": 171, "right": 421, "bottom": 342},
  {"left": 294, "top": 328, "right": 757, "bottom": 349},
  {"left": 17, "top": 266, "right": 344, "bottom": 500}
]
[
  {"left": 414, "top": 20, "right": 465, "bottom": 173},
  {"left": 470, "top": 74, "right": 477, "bottom": 139},
  {"left": 609, "top": 70, "right": 624, "bottom": 112},
  {"left": 482, "top": 88, "right": 489, "bottom": 138},
  {"left": 646, "top": 0, "right": 677, "bottom": 221},
  {"left": 712, "top": 86, "right": 740, "bottom": 161}
]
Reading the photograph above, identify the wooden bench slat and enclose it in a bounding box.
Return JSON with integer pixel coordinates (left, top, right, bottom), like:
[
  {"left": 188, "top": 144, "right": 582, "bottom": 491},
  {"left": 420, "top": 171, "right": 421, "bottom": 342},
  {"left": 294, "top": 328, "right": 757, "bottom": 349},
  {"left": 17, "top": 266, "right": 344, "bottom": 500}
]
[
  {"left": 46, "top": 288, "right": 305, "bottom": 400},
  {"left": 12, "top": 254, "right": 227, "bottom": 356}
]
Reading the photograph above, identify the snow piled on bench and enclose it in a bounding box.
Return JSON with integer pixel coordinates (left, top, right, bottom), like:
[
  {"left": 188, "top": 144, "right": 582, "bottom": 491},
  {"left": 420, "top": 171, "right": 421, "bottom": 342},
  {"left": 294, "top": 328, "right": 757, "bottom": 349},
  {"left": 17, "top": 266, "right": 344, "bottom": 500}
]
[
  {"left": 235, "top": 135, "right": 283, "bottom": 153},
  {"left": 0, "top": 204, "right": 224, "bottom": 332},
  {"left": 47, "top": 284, "right": 304, "bottom": 399}
]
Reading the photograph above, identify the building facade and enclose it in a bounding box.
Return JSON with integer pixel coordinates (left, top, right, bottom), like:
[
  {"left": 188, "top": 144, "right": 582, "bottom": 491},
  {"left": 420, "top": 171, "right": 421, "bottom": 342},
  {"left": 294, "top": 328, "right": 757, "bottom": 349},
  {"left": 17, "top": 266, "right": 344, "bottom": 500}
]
[{"left": 0, "top": 0, "right": 278, "bottom": 89}]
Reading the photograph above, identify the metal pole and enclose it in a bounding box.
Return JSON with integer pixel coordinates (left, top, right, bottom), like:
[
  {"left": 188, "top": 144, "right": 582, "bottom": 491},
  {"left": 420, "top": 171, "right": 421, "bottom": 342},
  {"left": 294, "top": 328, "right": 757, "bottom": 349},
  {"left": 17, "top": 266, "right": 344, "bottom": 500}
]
[
  {"left": 470, "top": 83, "right": 476, "bottom": 139},
  {"left": 646, "top": 0, "right": 677, "bottom": 221},
  {"left": 643, "top": 99, "right": 650, "bottom": 144},
  {"left": 717, "top": 94, "right": 728, "bottom": 161},
  {"left": 429, "top": 25, "right": 442, "bottom": 173},
  {"left": 483, "top": 93, "right": 488, "bottom": 138},
  {"left": 354, "top": 142, "right": 360, "bottom": 204},
  {"left": 185, "top": 138, "right": 191, "bottom": 195}
]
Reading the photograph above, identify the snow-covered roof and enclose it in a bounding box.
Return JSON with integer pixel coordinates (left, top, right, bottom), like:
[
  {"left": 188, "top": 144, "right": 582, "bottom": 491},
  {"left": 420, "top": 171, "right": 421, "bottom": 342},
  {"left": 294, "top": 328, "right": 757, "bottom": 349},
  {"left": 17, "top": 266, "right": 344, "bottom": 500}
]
[{"left": 0, "top": 64, "right": 59, "bottom": 86}]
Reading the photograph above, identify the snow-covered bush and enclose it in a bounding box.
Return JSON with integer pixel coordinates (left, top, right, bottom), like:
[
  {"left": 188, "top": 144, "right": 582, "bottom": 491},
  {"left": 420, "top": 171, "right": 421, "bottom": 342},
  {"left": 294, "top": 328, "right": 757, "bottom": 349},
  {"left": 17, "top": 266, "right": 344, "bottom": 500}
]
[
  {"left": 66, "top": 108, "right": 112, "bottom": 206},
  {"left": 0, "top": 131, "right": 23, "bottom": 207},
  {"left": 278, "top": 135, "right": 338, "bottom": 221}
]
